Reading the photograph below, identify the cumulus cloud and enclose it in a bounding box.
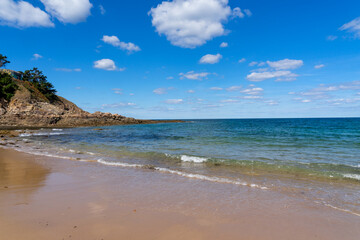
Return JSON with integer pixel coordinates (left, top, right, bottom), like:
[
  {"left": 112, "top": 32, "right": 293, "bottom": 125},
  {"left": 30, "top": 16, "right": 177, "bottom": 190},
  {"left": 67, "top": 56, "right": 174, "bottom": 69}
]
[
  {"left": 238, "top": 58, "right": 246, "bottom": 63},
  {"left": 226, "top": 86, "right": 242, "bottom": 92},
  {"left": 266, "top": 59, "right": 303, "bottom": 70},
  {"left": 220, "top": 42, "right": 228, "bottom": 48},
  {"left": 199, "top": 53, "right": 222, "bottom": 64},
  {"left": 149, "top": 0, "right": 232, "bottom": 48},
  {"left": 32, "top": 53, "right": 43, "bottom": 60},
  {"left": 241, "top": 87, "right": 263, "bottom": 95},
  {"left": 232, "top": 7, "right": 244, "bottom": 18},
  {"left": 0, "top": 0, "right": 54, "bottom": 28},
  {"left": 187, "top": 90, "right": 195, "bottom": 93},
  {"left": 102, "top": 35, "right": 141, "bottom": 53},
  {"left": 340, "top": 17, "right": 360, "bottom": 38},
  {"left": 164, "top": 99, "right": 183, "bottom": 104},
  {"left": 179, "top": 71, "right": 211, "bottom": 80},
  {"left": 40, "top": 0, "right": 92, "bottom": 24},
  {"left": 314, "top": 64, "right": 325, "bottom": 69},
  {"left": 93, "top": 59, "right": 124, "bottom": 71},
  {"left": 247, "top": 71, "right": 298, "bottom": 82},
  {"left": 153, "top": 88, "right": 171, "bottom": 95},
  {"left": 247, "top": 58, "right": 303, "bottom": 82}
]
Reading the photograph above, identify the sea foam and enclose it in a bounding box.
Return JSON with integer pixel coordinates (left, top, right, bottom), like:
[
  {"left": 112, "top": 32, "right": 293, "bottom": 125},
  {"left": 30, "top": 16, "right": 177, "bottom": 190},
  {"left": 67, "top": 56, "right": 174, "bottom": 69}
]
[
  {"left": 343, "top": 174, "right": 360, "bottom": 181},
  {"left": 180, "top": 155, "right": 208, "bottom": 163}
]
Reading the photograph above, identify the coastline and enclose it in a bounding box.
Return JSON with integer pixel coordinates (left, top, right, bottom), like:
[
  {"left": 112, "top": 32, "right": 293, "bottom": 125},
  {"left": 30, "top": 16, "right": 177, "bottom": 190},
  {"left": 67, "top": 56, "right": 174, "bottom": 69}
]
[{"left": 1, "top": 147, "right": 359, "bottom": 240}]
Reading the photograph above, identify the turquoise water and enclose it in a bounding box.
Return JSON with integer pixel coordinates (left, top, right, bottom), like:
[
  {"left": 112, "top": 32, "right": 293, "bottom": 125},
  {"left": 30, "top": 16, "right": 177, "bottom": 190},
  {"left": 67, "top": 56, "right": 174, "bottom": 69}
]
[
  {"left": 13, "top": 118, "right": 360, "bottom": 215},
  {"left": 19, "top": 118, "right": 360, "bottom": 181}
]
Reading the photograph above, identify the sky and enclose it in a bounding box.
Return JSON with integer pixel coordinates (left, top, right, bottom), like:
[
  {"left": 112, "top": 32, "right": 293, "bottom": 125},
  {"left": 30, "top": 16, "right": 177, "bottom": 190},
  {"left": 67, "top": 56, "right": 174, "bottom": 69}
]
[{"left": 1, "top": 0, "right": 360, "bottom": 119}]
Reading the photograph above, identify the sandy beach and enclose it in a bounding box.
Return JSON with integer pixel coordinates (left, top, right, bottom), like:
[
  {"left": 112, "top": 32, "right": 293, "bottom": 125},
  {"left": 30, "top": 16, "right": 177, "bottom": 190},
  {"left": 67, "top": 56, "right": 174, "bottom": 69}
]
[{"left": 0, "top": 147, "right": 359, "bottom": 240}]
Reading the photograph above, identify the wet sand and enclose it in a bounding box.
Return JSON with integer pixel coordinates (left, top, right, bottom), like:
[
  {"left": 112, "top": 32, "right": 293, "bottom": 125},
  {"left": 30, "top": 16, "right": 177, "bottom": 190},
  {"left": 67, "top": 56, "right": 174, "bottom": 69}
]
[{"left": 0, "top": 147, "right": 359, "bottom": 240}]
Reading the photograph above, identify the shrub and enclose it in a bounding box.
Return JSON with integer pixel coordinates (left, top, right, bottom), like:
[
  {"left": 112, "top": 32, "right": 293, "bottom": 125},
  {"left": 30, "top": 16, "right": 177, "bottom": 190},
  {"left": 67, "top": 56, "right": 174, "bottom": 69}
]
[
  {"left": 0, "top": 72, "right": 18, "bottom": 101},
  {"left": 22, "top": 68, "right": 57, "bottom": 102}
]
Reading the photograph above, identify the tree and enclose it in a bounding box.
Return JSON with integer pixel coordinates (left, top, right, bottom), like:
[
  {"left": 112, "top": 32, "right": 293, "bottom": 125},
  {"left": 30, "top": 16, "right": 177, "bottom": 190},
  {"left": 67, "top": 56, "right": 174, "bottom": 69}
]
[
  {"left": 0, "top": 54, "right": 10, "bottom": 68},
  {"left": 0, "top": 72, "right": 18, "bottom": 101},
  {"left": 22, "top": 68, "right": 57, "bottom": 102}
]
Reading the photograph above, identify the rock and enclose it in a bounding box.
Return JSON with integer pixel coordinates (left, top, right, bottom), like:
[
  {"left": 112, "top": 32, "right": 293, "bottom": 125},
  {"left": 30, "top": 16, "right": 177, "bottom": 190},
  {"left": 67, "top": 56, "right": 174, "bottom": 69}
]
[{"left": 0, "top": 78, "right": 183, "bottom": 127}]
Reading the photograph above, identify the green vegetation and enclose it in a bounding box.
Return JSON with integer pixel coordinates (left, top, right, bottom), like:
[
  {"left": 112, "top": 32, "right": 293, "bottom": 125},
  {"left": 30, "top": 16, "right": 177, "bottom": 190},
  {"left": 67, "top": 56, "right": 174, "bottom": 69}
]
[
  {"left": 22, "top": 68, "right": 57, "bottom": 102},
  {"left": 0, "top": 72, "right": 18, "bottom": 102},
  {"left": 0, "top": 54, "right": 58, "bottom": 103},
  {"left": 0, "top": 54, "right": 10, "bottom": 68}
]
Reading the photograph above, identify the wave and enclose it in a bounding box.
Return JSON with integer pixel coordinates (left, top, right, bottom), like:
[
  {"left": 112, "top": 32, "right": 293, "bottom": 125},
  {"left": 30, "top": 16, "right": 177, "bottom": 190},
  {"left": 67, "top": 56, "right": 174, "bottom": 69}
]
[
  {"left": 180, "top": 155, "right": 208, "bottom": 163},
  {"left": 19, "top": 132, "right": 64, "bottom": 137},
  {"left": 97, "top": 159, "right": 268, "bottom": 190},
  {"left": 343, "top": 174, "right": 360, "bottom": 181}
]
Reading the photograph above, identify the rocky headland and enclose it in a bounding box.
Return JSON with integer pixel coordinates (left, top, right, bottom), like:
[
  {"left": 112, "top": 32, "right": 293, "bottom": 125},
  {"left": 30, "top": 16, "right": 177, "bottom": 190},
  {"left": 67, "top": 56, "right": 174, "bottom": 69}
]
[{"left": 0, "top": 78, "right": 180, "bottom": 128}]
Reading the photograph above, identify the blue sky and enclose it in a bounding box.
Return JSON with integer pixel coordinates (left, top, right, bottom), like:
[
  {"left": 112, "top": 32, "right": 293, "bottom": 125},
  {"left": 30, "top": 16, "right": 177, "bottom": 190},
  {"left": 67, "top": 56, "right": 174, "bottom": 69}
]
[{"left": 1, "top": 0, "right": 360, "bottom": 119}]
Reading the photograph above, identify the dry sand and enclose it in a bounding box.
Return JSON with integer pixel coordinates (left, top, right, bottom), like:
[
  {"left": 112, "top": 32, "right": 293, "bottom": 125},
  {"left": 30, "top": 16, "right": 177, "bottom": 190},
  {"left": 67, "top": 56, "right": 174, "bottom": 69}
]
[{"left": 0, "top": 147, "right": 359, "bottom": 240}]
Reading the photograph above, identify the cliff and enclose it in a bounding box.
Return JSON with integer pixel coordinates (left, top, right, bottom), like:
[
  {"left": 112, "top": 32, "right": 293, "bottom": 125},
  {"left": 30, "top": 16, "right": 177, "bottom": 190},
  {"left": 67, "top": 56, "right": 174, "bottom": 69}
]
[{"left": 0, "top": 78, "right": 178, "bottom": 127}]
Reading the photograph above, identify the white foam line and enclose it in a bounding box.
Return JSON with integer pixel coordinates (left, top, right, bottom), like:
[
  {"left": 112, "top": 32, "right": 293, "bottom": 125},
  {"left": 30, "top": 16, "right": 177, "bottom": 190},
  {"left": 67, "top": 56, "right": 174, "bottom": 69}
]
[
  {"left": 314, "top": 201, "right": 360, "bottom": 217},
  {"left": 97, "top": 159, "right": 143, "bottom": 168},
  {"left": 97, "top": 159, "right": 268, "bottom": 190}
]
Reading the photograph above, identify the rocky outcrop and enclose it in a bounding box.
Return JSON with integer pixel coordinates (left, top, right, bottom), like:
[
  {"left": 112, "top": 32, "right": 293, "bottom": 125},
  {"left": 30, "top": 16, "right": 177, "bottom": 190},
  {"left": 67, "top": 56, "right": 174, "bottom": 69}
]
[{"left": 0, "top": 79, "right": 180, "bottom": 127}]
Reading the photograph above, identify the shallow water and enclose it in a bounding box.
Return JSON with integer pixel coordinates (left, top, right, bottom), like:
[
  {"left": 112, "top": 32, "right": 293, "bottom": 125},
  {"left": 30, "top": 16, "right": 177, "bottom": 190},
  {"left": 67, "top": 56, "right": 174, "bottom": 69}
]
[{"left": 10, "top": 118, "right": 360, "bottom": 216}]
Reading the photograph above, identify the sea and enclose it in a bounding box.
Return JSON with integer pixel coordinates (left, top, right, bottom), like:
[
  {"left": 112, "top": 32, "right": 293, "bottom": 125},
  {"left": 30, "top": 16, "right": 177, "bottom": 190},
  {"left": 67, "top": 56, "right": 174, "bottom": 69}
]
[{"left": 8, "top": 118, "right": 360, "bottom": 216}]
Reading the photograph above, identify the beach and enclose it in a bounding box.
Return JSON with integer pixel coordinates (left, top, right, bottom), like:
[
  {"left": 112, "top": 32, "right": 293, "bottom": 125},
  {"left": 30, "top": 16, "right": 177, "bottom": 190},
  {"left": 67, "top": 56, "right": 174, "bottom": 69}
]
[{"left": 1, "top": 147, "right": 359, "bottom": 240}]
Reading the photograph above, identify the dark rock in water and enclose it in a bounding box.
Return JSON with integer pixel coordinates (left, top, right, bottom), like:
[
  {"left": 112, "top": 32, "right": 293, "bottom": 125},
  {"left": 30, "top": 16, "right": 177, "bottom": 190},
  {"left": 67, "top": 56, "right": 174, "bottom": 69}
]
[
  {"left": 142, "top": 165, "right": 156, "bottom": 170},
  {"left": 0, "top": 78, "right": 183, "bottom": 127}
]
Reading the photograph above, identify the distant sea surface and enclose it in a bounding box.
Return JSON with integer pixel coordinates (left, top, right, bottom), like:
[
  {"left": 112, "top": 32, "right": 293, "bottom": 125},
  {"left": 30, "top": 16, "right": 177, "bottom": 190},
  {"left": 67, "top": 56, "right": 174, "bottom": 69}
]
[{"left": 12, "top": 118, "right": 360, "bottom": 216}]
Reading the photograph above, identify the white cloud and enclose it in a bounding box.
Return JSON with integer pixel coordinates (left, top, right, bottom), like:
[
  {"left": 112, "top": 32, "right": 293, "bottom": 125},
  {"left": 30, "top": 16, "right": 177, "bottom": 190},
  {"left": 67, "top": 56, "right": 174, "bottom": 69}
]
[
  {"left": 221, "top": 99, "right": 239, "bottom": 103},
  {"left": 302, "top": 99, "right": 311, "bottom": 103},
  {"left": 244, "top": 9, "right": 252, "bottom": 17},
  {"left": 56, "top": 68, "right": 81, "bottom": 72},
  {"left": 112, "top": 88, "right": 123, "bottom": 95},
  {"left": 249, "top": 61, "right": 258, "bottom": 66},
  {"left": 210, "top": 87, "right": 223, "bottom": 91},
  {"left": 220, "top": 42, "right": 228, "bottom": 48},
  {"left": 232, "top": 7, "right": 244, "bottom": 18},
  {"left": 266, "top": 59, "right": 303, "bottom": 70},
  {"left": 314, "top": 64, "right": 325, "bottom": 69},
  {"left": 165, "top": 99, "right": 183, "bottom": 104},
  {"left": 32, "top": 53, "right": 43, "bottom": 60},
  {"left": 93, "top": 59, "right": 123, "bottom": 71},
  {"left": 187, "top": 90, "right": 195, "bottom": 93},
  {"left": 179, "top": 71, "right": 211, "bottom": 80},
  {"left": 166, "top": 76, "right": 174, "bottom": 80},
  {"left": 226, "top": 85, "right": 242, "bottom": 92},
  {"left": 247, "top": 59, "right": 303, "bottom": 82},
  {"left": 102, "top": 35, "right": 141, "bottom": 53},
  {"left": 0, "top": 0, "right": 54, "bottom": 28},
  {"left": 153, "top": 88, "right": 168, "bottom": 95},
  {"left": 149, "top": 0, "right": 232, "bottom": 48},
  {"left": 340, "top": 17, "right": 360, "bottom": 38},
  {"left": 199, "top": 53, "right": 222, "bottom": 64},
  {"left": 99, "top": 4, "right": 105, "bottom": 15},
  {"left": 241, "top": 96, "right": 262, "bottom": 99},
  {"left": 264, "top": 100, "right": 278, "bottom": 105},
  {"left": 238, "top": 58, "right": 246, "bottom": 63},
  {"left": 241, "top": 87, "right": 263, "bottom": 95},
  {"left": 102, "top": 102, "right": 136, "bottom": 108},
  {"left": 327, "top": 35, "right": 338, "bottom": 41},
  {"left": 40, "top": 0, "right": 92, "bottom": 24},
  {"left": 247, "top": 71, "right": 297, "bottom": 82}
]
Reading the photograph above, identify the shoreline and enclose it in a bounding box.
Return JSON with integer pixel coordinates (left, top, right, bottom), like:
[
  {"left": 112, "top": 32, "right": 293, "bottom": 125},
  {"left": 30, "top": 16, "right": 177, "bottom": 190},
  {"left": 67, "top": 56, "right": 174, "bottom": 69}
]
[{"left": 1, "top": 147, "right": 359, "bottom": 239}]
